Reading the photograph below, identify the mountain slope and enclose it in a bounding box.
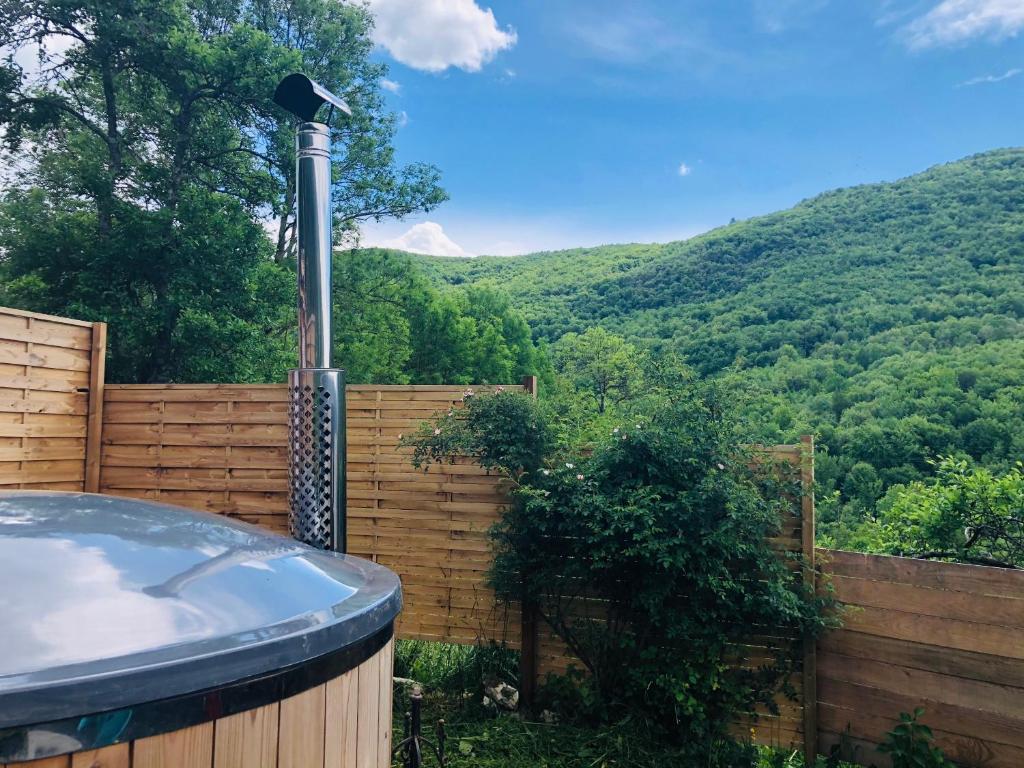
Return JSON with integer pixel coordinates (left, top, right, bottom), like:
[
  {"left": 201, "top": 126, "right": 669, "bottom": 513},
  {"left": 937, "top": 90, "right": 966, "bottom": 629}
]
[
  {"left": 422, "top": 148, "right": 1024, "bottom": 373},
  {"left": 416, "top": 149, "right": 1024, "bottom": 545}
]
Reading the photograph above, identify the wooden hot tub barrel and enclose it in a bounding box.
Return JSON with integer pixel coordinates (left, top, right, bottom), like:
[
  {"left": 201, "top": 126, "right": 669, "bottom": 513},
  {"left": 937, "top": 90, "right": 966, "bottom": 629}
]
[{"left": 0, "top": 492, "right": 402, "bottom": 768}]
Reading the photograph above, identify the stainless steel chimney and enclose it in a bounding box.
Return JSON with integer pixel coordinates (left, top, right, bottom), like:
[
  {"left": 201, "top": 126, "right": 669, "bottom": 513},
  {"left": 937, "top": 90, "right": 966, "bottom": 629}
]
[{"left": 273, "top": 74, "right": 351, "bottom": 552}]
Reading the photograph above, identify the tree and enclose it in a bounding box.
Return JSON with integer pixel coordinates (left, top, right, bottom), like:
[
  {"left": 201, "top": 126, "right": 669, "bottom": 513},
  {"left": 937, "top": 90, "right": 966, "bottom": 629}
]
[
  {"left": 552, "top": 327, "right": 644, "bottom": 413},
  {"left": 326, "top": 249, "right": 549, "bottom": 386},
  {"left": 878, "top": 457, "right": 1024, "bottom": 568},
  {"left": 0, "top": 0, "right": 445, "bottom": 381},
  {"left": 246, "top": 0, "right": 447, "bottom": 262}
]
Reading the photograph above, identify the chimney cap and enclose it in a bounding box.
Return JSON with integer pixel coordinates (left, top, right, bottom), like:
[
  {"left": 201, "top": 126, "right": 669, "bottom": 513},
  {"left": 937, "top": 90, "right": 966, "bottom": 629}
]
[{"left": 273, "top": 73, "right": 352, "bottom": 123}]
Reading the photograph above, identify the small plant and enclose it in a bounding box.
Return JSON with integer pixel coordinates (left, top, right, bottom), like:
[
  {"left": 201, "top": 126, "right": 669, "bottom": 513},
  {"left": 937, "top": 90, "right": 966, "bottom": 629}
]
[{"left": 877, "top": 708, "right": 955, "bottom": 768}]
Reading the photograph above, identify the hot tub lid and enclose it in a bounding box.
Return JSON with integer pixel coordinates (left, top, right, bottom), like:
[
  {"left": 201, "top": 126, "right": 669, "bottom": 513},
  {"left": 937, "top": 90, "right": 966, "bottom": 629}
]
[{"left": 0, "top": 491, "right": 402, "bottom": 729}]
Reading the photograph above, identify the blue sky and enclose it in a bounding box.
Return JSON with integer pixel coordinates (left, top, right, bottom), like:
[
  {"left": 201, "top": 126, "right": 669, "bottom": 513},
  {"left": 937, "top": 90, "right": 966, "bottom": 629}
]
[{"left": 360, "top": 0, "right": 1024, "bottom": 256}]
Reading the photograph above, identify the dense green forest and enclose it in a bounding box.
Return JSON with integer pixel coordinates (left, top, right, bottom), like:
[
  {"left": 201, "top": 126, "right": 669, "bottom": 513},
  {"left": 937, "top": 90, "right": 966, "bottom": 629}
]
[{"left": 419, "top": 149, "right": 1024, "bottom": 548}]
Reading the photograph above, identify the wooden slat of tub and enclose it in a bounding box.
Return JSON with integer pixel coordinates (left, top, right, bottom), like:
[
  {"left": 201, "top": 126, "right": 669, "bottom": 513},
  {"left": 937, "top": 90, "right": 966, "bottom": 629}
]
[
  {"left": 213, "top": 702, "right": 279, "bottom": 768},
  {"left": 133, "top": 722, "right": 213, "bottom": 768},
  {"left": 325, "top": 669, "right": 359, "bottom": 768},
  {"left": 377, "top": 640, "right": 394, "bottom": 767},
  {"left": 4, "top": 757, "right": 70, "bottom": 768},
  {"left": 69, "top": 745, "right": 129, "bottom": 768},
  {"left": 279, "top": 685, "right": 326, "bottom": 768},
  {"left": 355, "top": 650, "right": 381, "bottom": 768}
]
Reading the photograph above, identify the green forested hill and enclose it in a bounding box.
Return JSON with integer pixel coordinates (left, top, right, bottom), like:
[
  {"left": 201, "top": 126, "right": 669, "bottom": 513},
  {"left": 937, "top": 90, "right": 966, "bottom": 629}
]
[{"left": 417, "top": 149, "right": 1024, "bottom": 545}]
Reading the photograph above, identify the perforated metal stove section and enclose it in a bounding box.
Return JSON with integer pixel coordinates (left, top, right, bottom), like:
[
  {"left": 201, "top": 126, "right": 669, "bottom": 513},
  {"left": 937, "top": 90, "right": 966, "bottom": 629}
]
[{"left": 288, "top": 368, "right": 345, "bottom": 551}]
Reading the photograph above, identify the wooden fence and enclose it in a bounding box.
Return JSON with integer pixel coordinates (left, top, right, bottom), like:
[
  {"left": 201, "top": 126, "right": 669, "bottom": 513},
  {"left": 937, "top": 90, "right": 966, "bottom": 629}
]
[
  {"left": 817, "top": 550, "right": 1024, "bottom": 768},
  {"left": 0, "top": 307, "right": 105, "bottom": 492},
  {"left": 98, "top": 382, "right": 523, "bottom": 648},
  {"left": 5, "top": 305, "right": 1024, "bottom": 766}
]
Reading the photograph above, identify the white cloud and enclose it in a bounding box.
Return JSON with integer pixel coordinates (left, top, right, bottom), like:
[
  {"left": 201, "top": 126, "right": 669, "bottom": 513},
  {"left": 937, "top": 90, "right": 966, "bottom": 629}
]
[
  {"left": 752, "top": 0, "right": 829, "bottom": 34},
  {"left": 397, "top": 110, "right": 409, "bottom": 128},
  {"left": 362, "top": 215, "right": 712, "bottom": 257},
  {"left": 7, "top": 32, "right": 79, "bottom": 85},
  {"left": 364, "top": 0, "right": 516, "bottom": 73},
  {"left": 571, "top": 12, "right": 679, "bottom": 64},
  {"left": 381, "top": 77, "right": 401, "bottom": 93},
  {"left": 902, "top": 0, "right": 1024, "bottom": 49},
  {"left": 381, "top": 221, "right": 471, "bottom": 256},
  {"left": 958, "top": 66, "right": 1022, "bottom": 85},
  {"left": 678, "top": 162, "right": 692, "bottom": 177}
]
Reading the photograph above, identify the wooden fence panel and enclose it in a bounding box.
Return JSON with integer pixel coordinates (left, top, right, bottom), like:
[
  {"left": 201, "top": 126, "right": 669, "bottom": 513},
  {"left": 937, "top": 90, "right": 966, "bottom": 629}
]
[
  {"left": 0, "top": 307, "right": 105, "bottom": 492},
  {"left": 817, "top": 549, "right": 1024, "bottom": 768},
  {"left": 99, "top": 383, "right": 521, "bottom": 648}
]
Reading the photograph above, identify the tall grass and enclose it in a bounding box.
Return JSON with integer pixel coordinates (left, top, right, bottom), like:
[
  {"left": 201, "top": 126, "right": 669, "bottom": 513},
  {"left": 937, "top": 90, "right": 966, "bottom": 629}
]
[{"left": 393, "top": 639, "right": 520, "bottom": 696}]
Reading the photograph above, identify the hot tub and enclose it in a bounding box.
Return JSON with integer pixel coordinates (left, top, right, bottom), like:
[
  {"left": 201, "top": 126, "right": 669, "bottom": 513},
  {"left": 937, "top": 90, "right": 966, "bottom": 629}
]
[{"left": 0, "top": 491, "right": 402, "bottom": 767}]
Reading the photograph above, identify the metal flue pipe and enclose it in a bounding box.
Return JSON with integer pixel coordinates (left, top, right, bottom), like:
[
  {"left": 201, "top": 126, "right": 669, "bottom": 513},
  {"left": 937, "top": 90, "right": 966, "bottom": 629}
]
[
  {"left": 295, "top": 122, "right": 333, "bottom": 369},
  {"left": 273, "top": 73, "right": 351, "bottom": 553}
]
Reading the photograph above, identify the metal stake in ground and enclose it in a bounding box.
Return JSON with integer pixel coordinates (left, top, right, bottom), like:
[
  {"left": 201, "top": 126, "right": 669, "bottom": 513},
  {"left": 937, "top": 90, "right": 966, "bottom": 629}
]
[
  {"left": 272, "top": 73, "right": 351, "bottom": 553},
  {"left": 393, "top": 686, "right": 447, "bottom": 768}
]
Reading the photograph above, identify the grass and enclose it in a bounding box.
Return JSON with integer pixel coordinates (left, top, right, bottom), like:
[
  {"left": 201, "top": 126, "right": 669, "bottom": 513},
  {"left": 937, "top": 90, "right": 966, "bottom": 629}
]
[{"left": 388, "top": 640, "right": 855, "bottom": 768}]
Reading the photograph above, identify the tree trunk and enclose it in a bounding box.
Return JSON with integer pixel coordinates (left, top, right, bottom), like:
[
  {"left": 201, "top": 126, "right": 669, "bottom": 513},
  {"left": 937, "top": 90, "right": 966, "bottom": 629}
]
[
  {"left": 275, "top": 172, "right": 295, "bottom": 263},
  {"left": 97, "top": 57, "right": 122, "bottom": 237}
]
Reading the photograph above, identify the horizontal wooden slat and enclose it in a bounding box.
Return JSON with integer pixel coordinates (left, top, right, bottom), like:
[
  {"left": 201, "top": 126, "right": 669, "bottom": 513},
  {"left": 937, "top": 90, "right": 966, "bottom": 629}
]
[
  {"left": 818, "top": 676, "right": 1024, "bottom": 749},
  {"left": 831, "top": 573, "right": 1024, "bottom": 628},
  {"left": 825, "top": 549, "right": 1024, "bottom": 598},
  {"left": 819, "top": 651, "right": 1024, "bottom": 719},
  {"left": 0, "top": 305, "right": 95, "bottom": 327},
  {"left": 819, "top": 630, "right": 1024, "bottom": 689}
]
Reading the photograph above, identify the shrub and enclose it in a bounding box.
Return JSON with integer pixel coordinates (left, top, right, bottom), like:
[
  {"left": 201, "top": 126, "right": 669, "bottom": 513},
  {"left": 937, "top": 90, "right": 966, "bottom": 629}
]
[
  {"left": 407, "top": 381, "right": 830, "bottom": 753},
  {"left": 878, "top": 457, "right": 1024, "bottom": 567},
  {"left": 405, "top": 385, "right": 552, "bottom": 480}
]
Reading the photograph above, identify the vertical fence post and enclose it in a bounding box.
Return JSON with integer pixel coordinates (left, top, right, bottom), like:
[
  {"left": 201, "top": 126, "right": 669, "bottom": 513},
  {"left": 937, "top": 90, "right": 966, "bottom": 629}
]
[
  {"left": 519, "top": 375, "right": 540, "bottom": 710},
  {"left": 84, "top": 322, "right": 107, "bottom": 493},
  {"left": 800, "top": 434, "right": 818, "bottom": 764}
]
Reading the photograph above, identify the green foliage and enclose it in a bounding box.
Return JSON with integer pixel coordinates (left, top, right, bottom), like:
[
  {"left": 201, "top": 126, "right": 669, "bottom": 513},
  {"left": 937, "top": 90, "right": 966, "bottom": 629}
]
[
  {"left": 552, "top": 327, "right": 645, "bottom": 413},
  {"left": 0, "top": 0, "right": 445, "bottom": 381},
  {"left": 387, "top": 671, "right": 851, "bottom": 768},
  {"left": 393, "top": 640, "right": 518, "bottom": 697},
  {"left": 406, "top": 388, "right": 552, "bottom": 478},
  {"left": 875, "top": 457, "right": 1024, "bottom": 567},
  {"left": 389, "top": 692, "right": 825, "bottom": 768},
  {"left": 329, "top": 250, "right": 548, "bottom": 386},
  {"left": 408, "top": 385, "right": 830, "bottom": 754},
  {"left": 877, "top": 709, "right": 955, "bottom": 768},
  {"left": 417, "top": 149, "right": 1024, "bottom": 546}
]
